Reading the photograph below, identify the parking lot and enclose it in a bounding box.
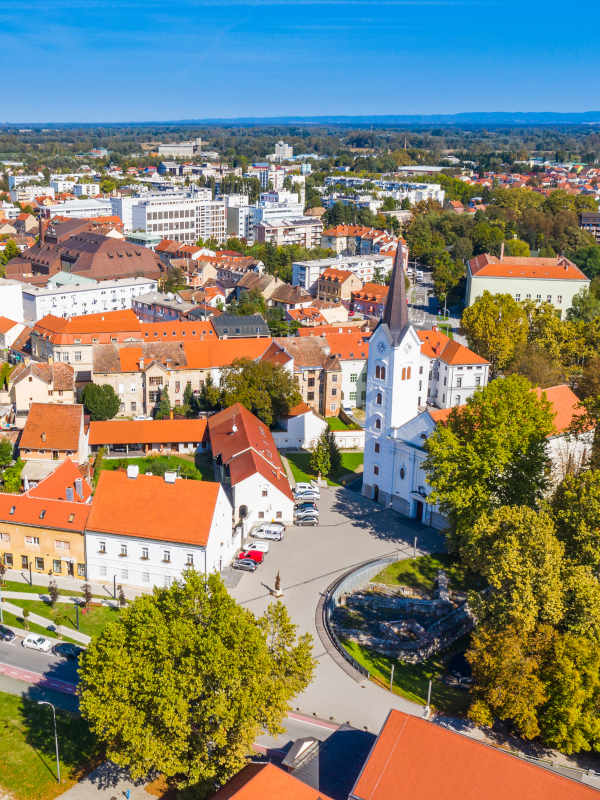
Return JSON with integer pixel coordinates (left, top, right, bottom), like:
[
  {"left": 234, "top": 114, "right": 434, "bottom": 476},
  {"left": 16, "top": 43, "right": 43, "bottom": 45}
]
[{"left": 228, "top": 484, "right": 443, "bottom": 731}]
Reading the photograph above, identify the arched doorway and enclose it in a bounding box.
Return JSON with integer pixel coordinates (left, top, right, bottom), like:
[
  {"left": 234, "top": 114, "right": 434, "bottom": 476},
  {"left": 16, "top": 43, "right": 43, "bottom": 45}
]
[{"left": 373, "top": 485, "right": 379, "bottom": 502}]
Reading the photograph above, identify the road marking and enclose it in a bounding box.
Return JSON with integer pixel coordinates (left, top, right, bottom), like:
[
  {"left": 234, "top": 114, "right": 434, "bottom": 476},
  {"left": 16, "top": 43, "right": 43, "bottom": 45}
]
[
  {"left": 0, "top": 661, "right": 77, "bottom": 695},
  {"left": 288, "top": 710, "right": 339, "bottom": 730}
]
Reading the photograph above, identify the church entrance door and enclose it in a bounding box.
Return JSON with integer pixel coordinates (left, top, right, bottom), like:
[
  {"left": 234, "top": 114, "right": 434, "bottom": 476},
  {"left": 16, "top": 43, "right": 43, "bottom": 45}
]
[
  {"left": 373, "top": 485, "right": 379, "bottom": 502},
  {"left": 415, "top": 500, "right": 424, "bottom": 522}
]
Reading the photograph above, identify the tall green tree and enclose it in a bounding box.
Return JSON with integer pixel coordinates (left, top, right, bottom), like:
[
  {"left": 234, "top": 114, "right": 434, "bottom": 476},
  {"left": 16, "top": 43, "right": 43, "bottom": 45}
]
[
  {"left": 552, "top": 470, "right": 600, "bottom": 570},
  {"left": 424, "top": 375, "right": 554, "bottom": 546},
  {"left": 82, "top": 383, "right": 120, "bottom": 421},
  {"left": 0, "top": 437, "right": 13, "bottom": 468},
  {"left": 79, "top": 572, "right": 314, "bottom": 790},
  {"left": 154, "top": 386, "right": 171, "bottom": 420},
  {"left": 220, "top": 359, "right": 301, "bottom": 427},
  {"left": 310, "top": 431, "right": 331, "bottom": 478},
  {"left": 461, "top": 292, "right": 528, "bottom": 374}
]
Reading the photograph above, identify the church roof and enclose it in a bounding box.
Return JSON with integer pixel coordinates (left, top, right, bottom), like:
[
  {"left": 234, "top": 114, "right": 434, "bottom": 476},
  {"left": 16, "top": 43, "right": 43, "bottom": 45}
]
[{"left": 381, "top": 245, "right": 409, "bottom": 344}]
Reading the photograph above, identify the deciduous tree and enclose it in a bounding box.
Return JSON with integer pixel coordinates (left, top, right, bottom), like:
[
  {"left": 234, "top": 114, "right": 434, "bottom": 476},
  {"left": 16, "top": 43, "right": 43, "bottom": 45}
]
[
  {"left": 79, "top": 572, "right": 313, "bottom": 790},
  {"left": 461, "top": 292, "right": 528, "bottom": 374},
  {"left": 220, "top": 358, "right": 301, "bottom": 427},
  {"left": 82, "top": 384, "right": 120, "bottom": 421}
]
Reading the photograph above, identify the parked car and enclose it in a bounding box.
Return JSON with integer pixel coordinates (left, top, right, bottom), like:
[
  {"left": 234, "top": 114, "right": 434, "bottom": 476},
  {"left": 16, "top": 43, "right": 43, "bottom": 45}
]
[
  {"left": 295, "top": 509, "right": 319, "bottom": 523},
  {"left": 22, "top": 634, "right": 52, "bottom": 653},
  {"left": 53, "top": 642, "right": 83, "bottom": 660},
  {"left": 0, "top": 625, "right": 15, "bottom": 642},
  {"left": 237, "top": 549, "right": 264, "bottom": 565},
  {"left": 294, "top": 490, "right": 319, "bottom": 502},
  {"left": 295, "top": 514, "right": 319, "bottom": 527},
  {"left": 295, "top": 482, "right": 319, "bottom": 495},
  {"left": 295, "top": 501, "right": 318, "bottom": 513},
  {"left": 233, "top": 557, "right": 257, "bottom": 572},
  {"left": 251, "top": 524, "right": 284, "bottom": 541},
  {"left": 248, "top": 541, "right": 269, "bottom": 554}
]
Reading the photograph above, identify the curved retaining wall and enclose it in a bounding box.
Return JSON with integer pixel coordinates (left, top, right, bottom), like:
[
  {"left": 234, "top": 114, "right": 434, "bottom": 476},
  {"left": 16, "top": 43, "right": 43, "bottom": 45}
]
[{"left": 321, "top": 553, "right": 400, "bottom": 679}]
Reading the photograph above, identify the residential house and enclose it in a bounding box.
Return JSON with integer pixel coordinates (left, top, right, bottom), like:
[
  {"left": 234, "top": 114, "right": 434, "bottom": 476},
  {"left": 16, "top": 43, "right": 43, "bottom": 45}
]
[
  {"left": 210, "top": 763, "right": 334, "bottom": 800},
  {"left": 85, "top": 470, "right": 235, "bottom": 588},
  {"left": 212, "top": 313, "right": 270, "bottom": 339},
  {"left": 9, "top": 361, "right": 76, "bottom": 426},
  {"left": 208, "top": 403, "right": 294, "bottom": 535},
  {"left": 19, "top": 403, "right": 88, "bottom": 465},
  {"left": 234, "top": 272, "right": 282, "bottom": 303},
  {"left": 271, "top": 402, "right": 327, "bottom": 450},
  {"left": 324, "top": 331, "right": 370, "bottom": 409},
  {"left": 254, "top": 217, "right": 323, "bottom": 249},
  {"left": 317, "top": 268, "right": 362, "bottom": 304},
  {"left": 268, "top": 284, "right": 313, "bottom": 313},
  {"left": 89, "top": 418, "right": 209, "bottom": 457},
  {"left": 349, "top": 710, "right": 598, "bottom": 800},
  {"left": 466, "top": 252, "right": 590, "bottom": 318},
  {"left": 272, "top": 337, "right": 342, "bottom": 417},
  {"left": 0, "top": 317, "right": 26, "bottom": 350},
  {"left": 351, "top": 283, "right": 389, "bottom": 318},
  {"left": 418, "top": 328, "right": 490, "bottom": 409},
  {"left": 26, "top": 457, "right": 92, "bottom": 499},
  {"left": 0, "top": 491, "right": 89, "bottom": 579}
]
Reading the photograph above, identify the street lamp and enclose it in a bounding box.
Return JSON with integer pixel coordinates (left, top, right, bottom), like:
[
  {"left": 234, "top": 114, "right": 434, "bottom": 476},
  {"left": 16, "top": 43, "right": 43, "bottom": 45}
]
[{"left": 37, "top": 701, "right": 60, "bottom": 783}]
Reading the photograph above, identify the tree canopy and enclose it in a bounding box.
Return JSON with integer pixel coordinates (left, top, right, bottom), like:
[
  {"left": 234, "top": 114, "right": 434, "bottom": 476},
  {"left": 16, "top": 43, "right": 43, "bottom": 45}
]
[
  {"left": 424, "top": 375, "right": 554, "bottom": 550},
  {"left": 219, "top": 358, "right": 301, "bottom": 427},
  {"left": 461, "top": 292, "right": 528, "bottom": 374},
  {"left": 82, "top": 383, "right": 120, "bottom": 421},
  {"left": 79, "top": 572, "right": 314, "bottom": 791}
]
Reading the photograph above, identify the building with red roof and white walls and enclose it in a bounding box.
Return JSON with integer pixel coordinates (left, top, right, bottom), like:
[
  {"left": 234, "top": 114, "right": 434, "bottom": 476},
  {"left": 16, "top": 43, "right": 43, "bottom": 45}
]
[{"left": 466, "top": 251, "right": 590, "bottom": 319}]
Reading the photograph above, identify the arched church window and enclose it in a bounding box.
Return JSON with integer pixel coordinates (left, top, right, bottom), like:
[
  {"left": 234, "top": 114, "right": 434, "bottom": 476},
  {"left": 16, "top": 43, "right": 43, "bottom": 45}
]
[
  {"left": 399, "top": 467, "right": 405, "bottom": 480},
  {"left": 375, "top": 418, "right": 381, "bottom": 430},
  {"left": 376, "top": 393, "right": 382, "bottom": 405}
]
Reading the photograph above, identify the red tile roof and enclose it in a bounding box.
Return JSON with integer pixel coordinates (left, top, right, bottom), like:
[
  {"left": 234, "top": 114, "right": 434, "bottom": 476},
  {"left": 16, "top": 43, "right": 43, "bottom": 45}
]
[
  {"left": 28, "top": 458, "right": 92, "bottom": 502},
  {"left": 417, "top": 329, "right": 489, "bottom": 366},
  {"left": 89, "top": 418, "right": 208, "bottom": 447},
  {"left": 212, "top": 763, "right": 333, "bottom": 800},
  {"left": 20, "top": 403, "right": 83, "bottom": 452},
  {"left": 0, "top": 316, "right": 20, "bottom": 334},
  {"left": 535, "top": 384, "right": 588, "bottom": 434},
  {"left": 88, "top": 470, "right": 222, "bottom": 546},
  {"left": 469, "top": 253, "right": 588, "bottom": 281},
  {"left": 208, "top": 403, "right": 292, "bottom": 500},
  {"left": 352, "top": 283, "right": 389, "bottom": 303},
  {"left": 324, "top": 332, "right": 370, "bottom": 360},
  {"left": 320, "top": 267, "right": 355, "bottom": 283},
  {"left": 141, "top": 320, "right": 215, "bottom": 340},
  {"left": 0, "top": 491, "right": 89, "bottom": 532},
  {"left": 351, "top": 710, "right": 597, "bottom": 800}
]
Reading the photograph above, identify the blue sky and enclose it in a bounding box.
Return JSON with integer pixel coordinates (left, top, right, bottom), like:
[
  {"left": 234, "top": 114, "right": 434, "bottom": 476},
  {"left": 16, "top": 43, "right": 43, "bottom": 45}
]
[{"left": 1, "top": 0, "right": 598, "bottom": 122}]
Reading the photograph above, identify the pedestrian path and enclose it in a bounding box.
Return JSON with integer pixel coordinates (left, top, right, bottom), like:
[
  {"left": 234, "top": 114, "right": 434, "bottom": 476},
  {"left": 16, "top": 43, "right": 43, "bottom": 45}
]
[
  {"left": 2, "top": 590, "right": 119, "bottom": 607},
  {"left": 0, "top": 660, "right": 77, "bottom": 694},
  {"left": 1, "top": 599, "right": 91, "bottom": 644},
  {"left": 57, "top": 763, "right": 154, "bottom": 800}
]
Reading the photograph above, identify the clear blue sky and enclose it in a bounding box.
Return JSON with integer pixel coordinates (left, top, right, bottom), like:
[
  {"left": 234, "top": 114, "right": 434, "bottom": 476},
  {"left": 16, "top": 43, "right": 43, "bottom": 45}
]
[{"left": 1, "top": 0, "right": 598, "bottom": 122}]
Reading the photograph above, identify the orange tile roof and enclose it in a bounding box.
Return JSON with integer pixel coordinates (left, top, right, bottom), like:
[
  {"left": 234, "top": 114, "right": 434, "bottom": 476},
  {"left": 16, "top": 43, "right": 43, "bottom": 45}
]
[
  {"left": 183, "top": 338, "right": 272, "bottom": 369},
  {"left": 208, "top": 403, "right": 292, "bottom": 500},
  {"left": 28, "top": 458, "right": 92, "bottom": 502},
  {"left": 34, "top": 310, "right": 142, "bottom": 345},
  {"left": 141, "top": 320, "right": 215, "bottom": 340},
  {"left": 351, "top": 710, "right": 597, "bottom": 800},
  {"left": 0, "top": 315, "right": 19, "bottom": 334},
  {"left": 0, "top": 491, "right": 89, "bottom": 532},
  {"left": 89, "top": 418, "right": 208, "bottom": 446},
  {"left": 286, "top": 402, "right": 312, "bottom": 416},
  {"left": 298, "top": 324, "right": 365, "bottom": 337},
  {"left": 88, "top": 470, "right": 221, "bottom": 546},
  {"left": 212, "top": 763, "right": 333, "bottom": 800},
  {"left": 535, "top": 384, "right": 588, "bottom": 434},
  {"left": 469, "top": 253, "right": 588, "bottom": 281},
  {"left": 20, "top": 403, "right": 83, "bottom": 452},
  {"left": 352, "top": 283, "right": 389, "bottom": 302},
  {"left": 324, "top": 332, "right": 370, "bottom": 360},
  {"left": 417, "top": 329, "right": 489, "bottom": 366},
  {"left": 288, "top": 307, "right": 328, "bottom": 325},
  {"left": 320, "top": 267, "right": 355, "bottom": 282}
]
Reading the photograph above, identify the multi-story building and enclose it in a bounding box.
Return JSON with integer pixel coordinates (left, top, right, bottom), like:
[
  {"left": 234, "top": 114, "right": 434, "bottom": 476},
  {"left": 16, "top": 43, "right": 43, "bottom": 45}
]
[
  {"left": 9, "top": 362, "right": 75, "bottom": 426},
  {"left": 46, "top": 198, "right": 113, "bottom": 218},
  {"left": 271, "top": 337, "right": 342, "bottom": 418},
  {"left": 128, "top": 191, "right": 224, "bottom": 245},
  {"left": 321, "top": 225, "right": 399, "bottom": 256},
  {"left": 292, "top": 255, "right": 393, "bottom": 293},
  {"left": 255, "top": 217, "right": 323, "bottom": 248},
  {"left": 224, "top": 194, "right": 252, "bottom": 240},
  {"left": 465, "top": 252, "right": 590, "bottom": 319},
  {"left": 157, "top": 137, "right": 204, "bottom": 158},
  {"left": 317, "top": 268, "right": 363, "bottom": 303},
  {"left": 351, "top": 282, "right": 389, "bottom": 318},
  {"left": 418, "top": 328, "right": 490, "bottom": 408},
  {"left": 323, "top": 331, "right": 370, "bottom": 409},
  {"left": 85, "top": 469, "right": 235, "bottom": 588},
  {"left": 579, "top": 212, "right": 600, "bottom": 244},
  {"left": 22, "top": 276, "right": 157, "bottom": 322},
  {"left": 271, "top": 141, "right": 293, "bottom": 162},
  {"left": 0, "top": 279, "right": 25, "bottom": 322},
  {"left": 10, "top": 185, "right": 55, "bottom": 203},
  {"left": 73, "top": 183, "right": 100, "bottom": 197}
]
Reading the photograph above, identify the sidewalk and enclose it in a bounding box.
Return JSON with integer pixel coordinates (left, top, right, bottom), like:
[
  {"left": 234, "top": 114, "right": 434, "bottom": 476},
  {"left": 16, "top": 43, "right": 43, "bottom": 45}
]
[
  {"left": 1, "top": 599, "right": 91, "bottom": 644},
  {"left": 57, "top": 763, "right": 155, "bottom": 800},
  {"left": 2, "top": 590, "right": 119, "bottom": 608},
  {"left": 2, "top": 568, "right": 149, "bottom": 601}
]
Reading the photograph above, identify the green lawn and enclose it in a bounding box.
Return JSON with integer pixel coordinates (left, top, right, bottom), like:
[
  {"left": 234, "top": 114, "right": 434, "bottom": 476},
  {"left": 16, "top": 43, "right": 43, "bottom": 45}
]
[
  {"left": 0, "top": 691, "right": 100, "bottom": 800},
  {"left": 1, "top": 580, "right": 101, "bottom": 598},
  {"left": 438, "top": 324, "right": 454, "bottom": 339},
  {"left": 7, "top": 598, "right": 122, "bottom": 638},
  {"left": 327, "top": 416, "right": 360, "bottom": 431},
  {"left": 97, "top": 452, "right": 213, "bottom": 482},
  {"left": 0, "top": 609, "right": 81, "bottom": 645},
  {"left": 285, "top": 451, "right": 364, "bottom": 487},
  {"left": 373, "top": 553, "right": 478, "bottom": 593},
  {"left": 342, "top": 638, "right": 470, "bottom": 715}
]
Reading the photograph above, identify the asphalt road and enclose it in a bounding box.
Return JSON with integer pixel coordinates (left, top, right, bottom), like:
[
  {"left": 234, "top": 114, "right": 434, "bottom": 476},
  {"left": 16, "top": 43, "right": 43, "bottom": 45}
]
[{"left": 0, "top": 636, "right": 79, "bottom": 685}]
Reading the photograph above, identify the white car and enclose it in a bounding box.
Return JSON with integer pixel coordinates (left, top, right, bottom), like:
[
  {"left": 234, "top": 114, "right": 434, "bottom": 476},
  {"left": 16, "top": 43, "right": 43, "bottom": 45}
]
[
  {"left": 251, "top": 524, "right": 284, "bottom": 541},
  {"left": 248, "top": 540, "right": 269, "bottom": 554},
  {"left": 295, "top": 482, "right": 320, "bottom": 496},
  {"left": 22, "top": 634, "right": 52, "bottom": 653}
]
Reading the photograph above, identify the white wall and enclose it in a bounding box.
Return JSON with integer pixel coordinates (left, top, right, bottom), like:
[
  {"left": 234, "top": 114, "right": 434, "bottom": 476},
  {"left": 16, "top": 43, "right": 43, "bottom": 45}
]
[
  {"left": 272, "top": 411, "right": 327, "bottom": 450},
  {"left": 233, "top": 472, "right": 294, "bottom": 534},
  {"left": 0, "top": 280, "right": 24, "bottom": 323},
  {"left": 466, "top": 273, "right": 589, "bottom": 319}
]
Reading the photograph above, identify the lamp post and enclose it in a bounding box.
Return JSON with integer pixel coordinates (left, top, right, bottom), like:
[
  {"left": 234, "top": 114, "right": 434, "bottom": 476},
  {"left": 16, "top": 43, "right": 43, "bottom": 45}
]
[{"left": 37, "top": 701, "right": 60, "bottom": 783}]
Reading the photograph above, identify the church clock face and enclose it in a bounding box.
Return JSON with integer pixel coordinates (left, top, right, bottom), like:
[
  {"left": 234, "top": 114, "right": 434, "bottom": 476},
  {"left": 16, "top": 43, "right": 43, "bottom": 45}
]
[{"left": 377, "top": 341, "right": 386, "bottom": 354}]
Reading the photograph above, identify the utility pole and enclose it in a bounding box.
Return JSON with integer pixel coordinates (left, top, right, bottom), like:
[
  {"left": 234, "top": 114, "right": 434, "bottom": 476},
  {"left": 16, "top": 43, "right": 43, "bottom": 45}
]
[
  {"left": 390, "top": 663, "right": 395, "bottom": 692},
  {"left": 425, "top": 679, "right": 432, "bottom": 717},
  {"left": 413, "top": 536, "right": 418, "bottom": 559},
  {"left": 38, "top": 701, "right": 60, "bottom": 783},
  {"left": 113, "top": 574, "right": 117, "bottom": 599}
]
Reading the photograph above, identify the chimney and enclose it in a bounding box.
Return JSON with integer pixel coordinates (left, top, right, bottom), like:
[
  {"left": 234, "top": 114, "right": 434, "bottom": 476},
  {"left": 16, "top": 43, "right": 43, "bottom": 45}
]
[
  {"left": 232, "top": 423, "right": 238, "bottom": 433},
  {"left": 74, "top": 477, "right": 83, "bottom": 499},
  {"left": 139, "top": 358, "right": 144, "bottom": 369},
  {"left": 66, "top": 486, "right": 74, "bottom": 502},
  {"left": 500, "top": 242, "right": 505, "bottom": 260},
  {"left": 41, "top": 431, "right": 46, "bottom": 442}
]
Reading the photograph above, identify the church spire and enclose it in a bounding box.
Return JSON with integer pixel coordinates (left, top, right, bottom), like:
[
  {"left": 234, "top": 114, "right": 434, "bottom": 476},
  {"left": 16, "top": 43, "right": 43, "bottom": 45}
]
[{"left": 382, "top": 242, "right": 409, "bottom": 342}]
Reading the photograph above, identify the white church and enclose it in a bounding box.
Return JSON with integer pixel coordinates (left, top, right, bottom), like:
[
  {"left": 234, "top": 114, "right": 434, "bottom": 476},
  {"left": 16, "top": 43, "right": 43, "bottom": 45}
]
[{"left": 363, "top": 245, "right": 593, "bottom": 529}]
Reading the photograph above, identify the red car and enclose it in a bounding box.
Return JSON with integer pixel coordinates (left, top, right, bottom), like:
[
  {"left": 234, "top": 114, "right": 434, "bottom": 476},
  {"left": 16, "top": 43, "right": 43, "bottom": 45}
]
[{"left": 237, "top": 549, "right": 264, "bottom": 565}]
